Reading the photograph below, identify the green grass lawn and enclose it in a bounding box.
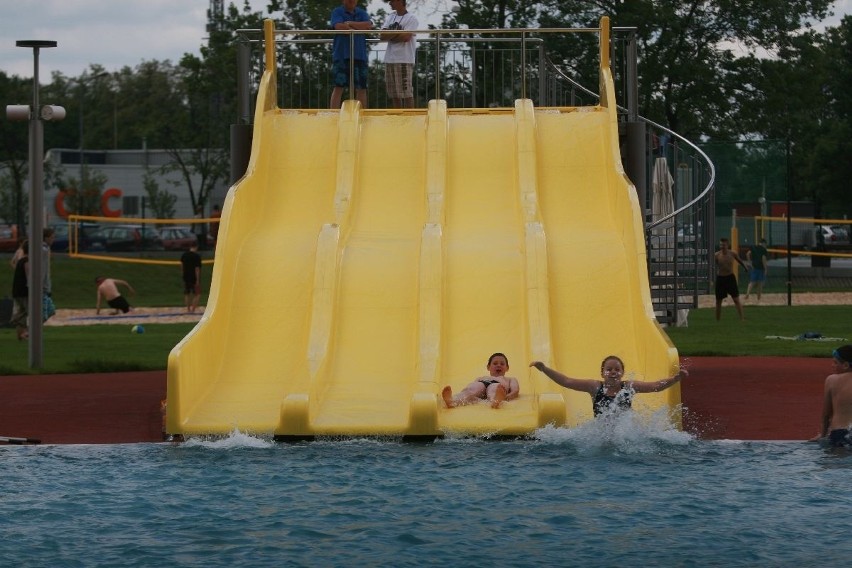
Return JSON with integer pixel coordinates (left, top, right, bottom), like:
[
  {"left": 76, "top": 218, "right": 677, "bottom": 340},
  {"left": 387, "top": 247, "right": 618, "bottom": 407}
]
[
  {"left": 664, "top": 305, "right": 848, "bottom": 357},
  {"left": 1, "top": 303, "right": 848, "bottom": 375},
  {"left": 0, "top": 252, "right": 847, "bottom": 374},
  {"left": 0, "top": 323, "right": 197, "bottom": 375},
  {"left": 0, "top": 252, "right": 214, "bottom": 309}
]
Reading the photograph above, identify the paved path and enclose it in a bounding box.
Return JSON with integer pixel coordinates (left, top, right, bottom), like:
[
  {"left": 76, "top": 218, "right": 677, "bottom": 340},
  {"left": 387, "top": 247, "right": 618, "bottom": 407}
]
[{"left": 0, "top": 356, "right": 830, "bottom": 444}]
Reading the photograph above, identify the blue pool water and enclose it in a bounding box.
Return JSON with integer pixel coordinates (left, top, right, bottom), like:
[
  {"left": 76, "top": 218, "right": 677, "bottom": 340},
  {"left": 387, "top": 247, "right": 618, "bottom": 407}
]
[{"left": 3, "top": 412, "right": 851, "bottom": 567}]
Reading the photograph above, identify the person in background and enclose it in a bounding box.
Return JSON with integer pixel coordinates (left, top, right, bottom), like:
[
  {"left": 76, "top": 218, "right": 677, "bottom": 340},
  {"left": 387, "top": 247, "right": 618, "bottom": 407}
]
[
  {"left": 194, "top": 206, "right": 207, "bottom": 250},
  {"left": 810, "top": 345, "right": 852, "bottom": 448},
  {"left": 9, "top": 239, "right": 29, "bottom": 340},
  {"left": 9, "top": 237, "right": 26, "bottom": 270},
  {"left": 380, "top": 0, "right": 418, "bottom": 108},
  {"left": 745, "top": 237, "right": 769, "bottom": 301},
  {"left": 180, "top": 243, "right": 202, "bottom": 313},
  {"left": 442, "top": 352, "right": 520, "bottom": 409},
  {"left": 95, "top": 276, "right": 136, "bottom": 315},
  {"left": 209, "top": 204, "right": 222, "bottom": 244},
  {"left": 529, "top": 356, "right": 688, "bottom": 417},
  {"left": 330, "top": 0, "right": 373, "bottom": 109},
  {"left": 42, "top": 228, "right": 56, "bottom": 322},
  {"left": 714, "top": 237, "right": 747, "bottom": 321}
]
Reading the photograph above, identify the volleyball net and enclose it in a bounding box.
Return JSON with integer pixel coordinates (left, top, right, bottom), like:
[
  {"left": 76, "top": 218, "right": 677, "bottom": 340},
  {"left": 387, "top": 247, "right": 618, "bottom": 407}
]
[
  {"left": 65, "top": 214, "right": 217, "bottom": 266},
  {"left": 747, "top": 216, "right": 852, "bottom": 258}
]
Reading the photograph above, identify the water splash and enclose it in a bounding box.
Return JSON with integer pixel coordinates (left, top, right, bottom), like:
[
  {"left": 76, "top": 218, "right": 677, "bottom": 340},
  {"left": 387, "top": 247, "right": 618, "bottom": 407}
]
[
  {"left": 180, "top": 429, "right": 275, "bottom": 449},
  {"left": 533, "top": 407, "right": 693, "bottom": 453}
]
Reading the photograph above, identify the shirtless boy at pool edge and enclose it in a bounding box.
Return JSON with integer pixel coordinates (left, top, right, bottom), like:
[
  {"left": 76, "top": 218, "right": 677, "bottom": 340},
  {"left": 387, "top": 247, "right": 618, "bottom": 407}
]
[
  {"left": 811, "top": 345, "right": 852, "bottom": 448},
  {"left": 442, "top": 352, "right": 520, "bottom": 409}
]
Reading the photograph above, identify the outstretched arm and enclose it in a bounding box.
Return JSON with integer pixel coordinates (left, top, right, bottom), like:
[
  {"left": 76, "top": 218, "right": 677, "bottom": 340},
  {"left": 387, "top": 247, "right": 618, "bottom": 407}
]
[
  {"left": 529, "top": 361, "right": 598, "bottom": 394},
  {"left": 116, "top": 279, "right": 136, "bottom": 296},
  {"left": 631, "top": 368, "right": 688, "bottom": 393}
]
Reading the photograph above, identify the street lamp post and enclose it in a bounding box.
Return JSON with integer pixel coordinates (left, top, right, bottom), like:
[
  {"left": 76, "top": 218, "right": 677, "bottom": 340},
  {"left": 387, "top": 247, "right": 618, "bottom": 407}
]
[{"left": 6, "top": 40, "right": 65, "bottom": 368}]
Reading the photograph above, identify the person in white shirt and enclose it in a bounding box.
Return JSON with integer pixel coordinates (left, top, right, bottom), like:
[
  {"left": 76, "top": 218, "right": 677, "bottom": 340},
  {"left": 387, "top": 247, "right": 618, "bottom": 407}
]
[{"left": 380, "top": 0, "right": 418, "bottom": 108}]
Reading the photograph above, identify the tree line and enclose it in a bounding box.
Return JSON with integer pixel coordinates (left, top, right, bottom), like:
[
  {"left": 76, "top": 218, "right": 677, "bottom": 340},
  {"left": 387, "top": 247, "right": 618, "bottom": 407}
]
[{"left": 1, "top": 0, "right": 850, "bottom": 226}]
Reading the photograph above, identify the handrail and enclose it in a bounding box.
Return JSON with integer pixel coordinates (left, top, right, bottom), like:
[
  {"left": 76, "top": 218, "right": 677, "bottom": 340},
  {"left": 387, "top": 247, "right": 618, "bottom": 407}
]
[
  {"left": 542, "top": 53, "right": 714, "bottom": 230},
  {"left": 642, "top": 116, "right": 716, "bottom": 231}
]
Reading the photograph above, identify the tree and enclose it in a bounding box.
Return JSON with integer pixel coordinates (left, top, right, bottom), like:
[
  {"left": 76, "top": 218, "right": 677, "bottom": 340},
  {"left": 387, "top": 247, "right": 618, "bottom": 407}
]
[
  {"left": 165, "top": 1, "right": 266, "bottom": 214},
  {"left": 803, "top": 16, "right": 852, "bottom": 217},
  {"left": 0, "top": 72, "right": 33, "bottom": 229},
  {"left": 143, "top": 170, "right": 177, "bottom": 220},
  {"left": 446, "top": 0, "right": 834, "bottom": 137},
  {"left": 49, "top": 165, "right": 108, "bottom": 217},
  {"left": 0, "top": 167, "right": 28, "bottom": 225}
]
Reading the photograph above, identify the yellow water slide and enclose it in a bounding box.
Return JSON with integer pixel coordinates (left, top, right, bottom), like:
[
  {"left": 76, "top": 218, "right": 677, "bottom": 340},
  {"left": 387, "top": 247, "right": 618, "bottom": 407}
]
[{"left": 166, "top": 18, "right": 680, "bottom": 438}]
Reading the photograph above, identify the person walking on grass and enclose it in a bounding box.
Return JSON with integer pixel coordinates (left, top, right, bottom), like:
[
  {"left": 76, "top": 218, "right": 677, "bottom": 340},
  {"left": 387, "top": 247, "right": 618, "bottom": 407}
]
[
  {"left": 9, "top": 239, "right": 29, "bottom": 340},
  {"left": 180, "top": 243, "right": 202, "bottom": 313},
  {"left": 714, "top": 237, "right": 747, "bottom": 321},
  {"left": 745, "top": 238, "right": 769, "bottom": 301}
]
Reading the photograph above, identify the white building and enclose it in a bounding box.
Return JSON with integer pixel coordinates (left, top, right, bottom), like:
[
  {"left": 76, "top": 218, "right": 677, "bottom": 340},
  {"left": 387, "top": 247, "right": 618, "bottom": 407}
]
[{"left": 43, "top": 148, "right": 230, "bottom": 223}]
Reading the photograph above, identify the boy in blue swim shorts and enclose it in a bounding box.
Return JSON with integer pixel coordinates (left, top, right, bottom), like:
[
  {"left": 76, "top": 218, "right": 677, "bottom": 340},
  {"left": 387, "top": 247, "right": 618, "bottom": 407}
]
[{"left": 330, "top": 0, "right": 373, "bottom": 109}]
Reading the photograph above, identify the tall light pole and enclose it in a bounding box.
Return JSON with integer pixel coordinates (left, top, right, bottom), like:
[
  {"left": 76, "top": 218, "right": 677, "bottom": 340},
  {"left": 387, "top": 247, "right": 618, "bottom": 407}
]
[{"left": 6, "top": 40, "right": 65, "bottom": 368}]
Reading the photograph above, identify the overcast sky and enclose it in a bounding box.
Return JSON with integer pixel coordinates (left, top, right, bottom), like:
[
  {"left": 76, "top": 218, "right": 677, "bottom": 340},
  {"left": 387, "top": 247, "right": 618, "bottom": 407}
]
[{"left": 1, "top": 0, "right": 848, "bottom": 79}]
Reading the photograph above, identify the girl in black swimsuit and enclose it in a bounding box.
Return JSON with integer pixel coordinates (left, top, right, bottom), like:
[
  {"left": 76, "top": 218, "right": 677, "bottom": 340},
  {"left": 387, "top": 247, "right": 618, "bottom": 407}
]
[{"left": 529, "top": 356, "right": 687, "bottom": 417}]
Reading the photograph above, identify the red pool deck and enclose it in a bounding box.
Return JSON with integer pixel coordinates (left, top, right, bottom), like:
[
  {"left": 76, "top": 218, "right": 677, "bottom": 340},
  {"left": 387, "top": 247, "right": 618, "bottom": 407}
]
[{"left": 0, "top": 356, "right": 829, "bottom": 444}]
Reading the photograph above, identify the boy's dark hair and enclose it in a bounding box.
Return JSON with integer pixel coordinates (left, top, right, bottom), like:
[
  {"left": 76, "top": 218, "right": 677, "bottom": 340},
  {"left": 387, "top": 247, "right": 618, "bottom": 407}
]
[
  {"left": 488, "top": 352, "right": 508, "bottom": 367},
  {"left": 834, "top": 345, "right": 852, "bottom": 364}
]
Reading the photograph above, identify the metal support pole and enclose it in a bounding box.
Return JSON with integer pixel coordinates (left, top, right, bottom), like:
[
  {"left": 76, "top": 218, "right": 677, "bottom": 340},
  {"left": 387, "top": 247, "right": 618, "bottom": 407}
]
[
  {"left": 78, "top": 86, "right": 85, "bottom": 191},
  {"left": 621, "top": 28, "right": 646, "bottom": 217},
  {"left": 786, "top": 138, "right": 792, "bottom": 306},
  {"left": 29, "top": 95, "right": 45, "bottom": 368},
  {"left": 624, "top": 29, "right": 638, "bottom": 122},
  {"left": 16, "top": 40, "right": 58, "bottom": 369},
  {"left": 231, "top": 39, "right": 253, "bottom": 184}
]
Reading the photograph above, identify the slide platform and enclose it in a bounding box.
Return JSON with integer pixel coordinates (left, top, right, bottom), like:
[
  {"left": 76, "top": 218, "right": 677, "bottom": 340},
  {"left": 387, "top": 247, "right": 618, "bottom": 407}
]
[{"left": 166, "top": 29, "right": 680, "bottom": 439}]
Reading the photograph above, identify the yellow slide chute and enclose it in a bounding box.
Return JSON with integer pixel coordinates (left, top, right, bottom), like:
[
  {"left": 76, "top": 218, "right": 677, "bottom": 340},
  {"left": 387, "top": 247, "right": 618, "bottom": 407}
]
[{"left": 166, "top": 18, "right": 679, "bottom": 438}]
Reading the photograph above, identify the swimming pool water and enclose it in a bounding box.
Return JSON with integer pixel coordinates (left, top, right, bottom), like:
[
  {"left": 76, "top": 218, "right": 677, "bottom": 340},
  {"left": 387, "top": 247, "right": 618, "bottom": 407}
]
[{"left": 3, "top": 412, "right": 851, "bottom": 567}]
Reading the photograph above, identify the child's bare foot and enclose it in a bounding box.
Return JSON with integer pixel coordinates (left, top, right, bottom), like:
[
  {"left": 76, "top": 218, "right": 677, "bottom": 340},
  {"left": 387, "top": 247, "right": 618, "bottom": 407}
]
[
  {"left": 441, "top": 386, "right": 456, "bottom": 408},
  {"left": 490, "top": 385, "right": 507, "bottom": 408}
]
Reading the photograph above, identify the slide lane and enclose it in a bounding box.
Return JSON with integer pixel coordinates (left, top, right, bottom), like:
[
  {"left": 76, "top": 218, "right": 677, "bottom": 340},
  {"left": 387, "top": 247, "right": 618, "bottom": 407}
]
[
  {"left": 167, "top": 108, "right": 341, "bottom": 434},
  {"left": 534, "top": 108, "right": 679, "bottom": 422},
  {"left": 301, "top": 111, "right": 429, "bottom": 434}
]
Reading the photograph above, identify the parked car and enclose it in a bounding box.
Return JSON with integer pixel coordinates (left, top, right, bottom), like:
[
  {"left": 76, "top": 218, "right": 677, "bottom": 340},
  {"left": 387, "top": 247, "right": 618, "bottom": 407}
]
[
  {"left": 829, "top": 225, "right": 850, "bottom": 243},
  {"left": 91, "top": 225, "right": 164, "bottom": 252},
  {"left": 816, "top": 225, "right": 851, "bottom": 249},
  {"left": 0, "top": 224, "right": 19, "bottom": 252},
  {"left": 50, "top": 222, "right": 106, "bottom": 252},
  {"left": 158, "top": 226, "right": 198, "bottom": 251}
]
